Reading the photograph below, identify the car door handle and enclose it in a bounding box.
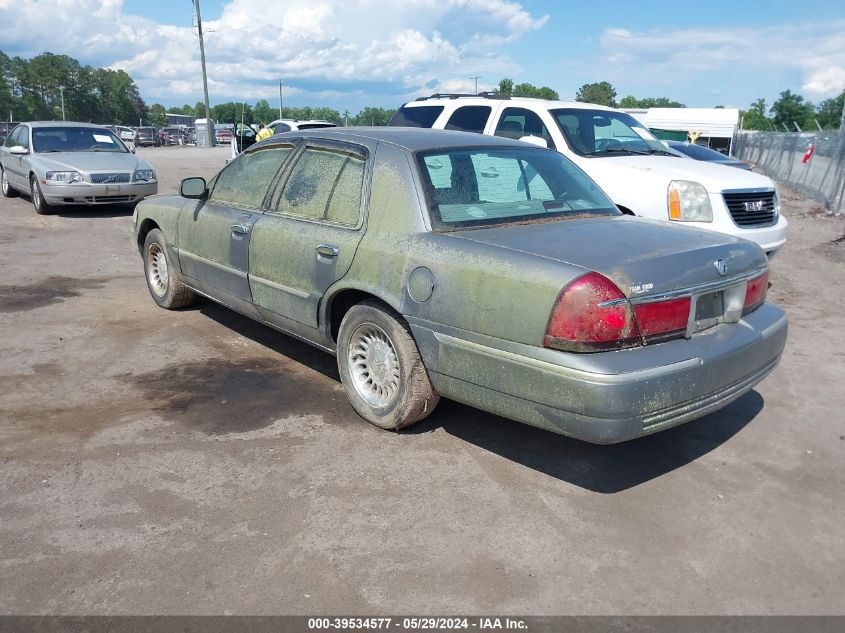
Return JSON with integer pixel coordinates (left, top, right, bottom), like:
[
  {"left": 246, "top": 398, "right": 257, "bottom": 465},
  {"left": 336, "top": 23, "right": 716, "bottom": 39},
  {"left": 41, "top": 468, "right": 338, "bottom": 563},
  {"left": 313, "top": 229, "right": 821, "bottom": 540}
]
[
  {"left": 231, "top": 224, "right": 249, "bottom": 235},
  {"left": 316, "top": 244, "right": 339, "bottom": 258}
]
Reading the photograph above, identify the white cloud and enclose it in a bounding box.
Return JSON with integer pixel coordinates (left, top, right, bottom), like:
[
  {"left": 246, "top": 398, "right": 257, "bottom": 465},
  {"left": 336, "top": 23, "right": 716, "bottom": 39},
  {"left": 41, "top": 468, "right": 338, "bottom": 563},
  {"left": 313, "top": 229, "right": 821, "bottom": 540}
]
[
  {"left": 595, "top": 21, "right": 845, "bottom": 101},
  {"left": 0, "top": 0, "right": 548, "bottom": 106}
]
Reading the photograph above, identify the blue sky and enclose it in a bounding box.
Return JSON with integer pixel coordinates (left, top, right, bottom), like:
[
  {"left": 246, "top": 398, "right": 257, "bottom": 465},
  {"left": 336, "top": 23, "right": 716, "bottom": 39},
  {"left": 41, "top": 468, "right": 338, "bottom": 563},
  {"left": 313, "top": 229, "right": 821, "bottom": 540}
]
[{"left": 2, "top": 0, "right": 844, "bottom": 113}]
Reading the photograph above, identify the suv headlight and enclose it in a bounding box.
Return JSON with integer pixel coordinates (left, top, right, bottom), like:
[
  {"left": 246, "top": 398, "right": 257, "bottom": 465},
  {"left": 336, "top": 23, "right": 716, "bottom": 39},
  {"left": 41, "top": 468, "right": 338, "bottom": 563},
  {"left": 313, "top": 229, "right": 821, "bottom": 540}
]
[
  {"left": 45, "top": 171, "right": 82, "bottom": 183},
  {"left": 668, "top": 180, "right": 712, "bottom": 222},
  {"left": 133, "top": 169, "right": 156, "bottom": 182},
  {"left": 773, "top": 184, "right": 781, "bottom": 218}
]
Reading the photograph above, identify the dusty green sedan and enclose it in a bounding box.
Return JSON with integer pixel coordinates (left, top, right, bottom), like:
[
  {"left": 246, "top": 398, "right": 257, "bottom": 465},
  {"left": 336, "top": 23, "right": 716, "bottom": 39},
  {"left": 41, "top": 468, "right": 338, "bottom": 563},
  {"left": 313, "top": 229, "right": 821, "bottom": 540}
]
[{"left": 131, "top": 128, "right": 787, "bottom": 443}]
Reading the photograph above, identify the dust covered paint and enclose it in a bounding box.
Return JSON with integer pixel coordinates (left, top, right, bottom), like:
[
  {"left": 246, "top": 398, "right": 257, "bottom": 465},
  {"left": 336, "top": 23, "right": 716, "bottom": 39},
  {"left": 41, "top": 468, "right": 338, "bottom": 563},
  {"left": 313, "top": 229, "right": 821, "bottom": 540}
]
[{"left": 129, "top": 128, "right": 787, "bottom": 443}]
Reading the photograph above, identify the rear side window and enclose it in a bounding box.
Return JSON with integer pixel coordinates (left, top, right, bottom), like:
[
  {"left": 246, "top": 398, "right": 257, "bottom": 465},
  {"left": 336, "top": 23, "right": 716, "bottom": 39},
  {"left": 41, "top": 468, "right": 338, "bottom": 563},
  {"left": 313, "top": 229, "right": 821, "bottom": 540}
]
[
  {"left": 445, "top": 106, "right": 491, "bottom": 134},
  {"left": 388, "top": 105, "right": 444, "bottom": 128},
  {"left": 494, "top": 107, "right": 554, "bottom": 148},
  {"left": 273, "top": 146, "right": 367, "bottom": 226}
]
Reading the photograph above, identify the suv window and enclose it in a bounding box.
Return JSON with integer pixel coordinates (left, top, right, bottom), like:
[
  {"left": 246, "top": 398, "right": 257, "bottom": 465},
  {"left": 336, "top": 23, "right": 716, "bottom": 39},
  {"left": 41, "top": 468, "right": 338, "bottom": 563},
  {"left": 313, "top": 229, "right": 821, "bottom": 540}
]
[
  {"left": 209, "top": 146, "right": 293, "bottom": 208},
  {"left": 494, "top": 107, "right": 554, "bottom": 148},
  {"left": 551, "top": 108, "right": 665, "bottom": 156},
  {"left": 388, "top": 105, "right": 444, "bottom": 128},
  {"left": 445, "top": 106, "right": 491, "bottom": 134}
]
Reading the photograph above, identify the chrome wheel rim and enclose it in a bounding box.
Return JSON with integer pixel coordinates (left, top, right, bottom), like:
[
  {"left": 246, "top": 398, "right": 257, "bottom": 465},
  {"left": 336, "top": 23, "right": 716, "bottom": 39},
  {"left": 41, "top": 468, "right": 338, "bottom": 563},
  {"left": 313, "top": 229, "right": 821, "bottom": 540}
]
[
  {"left": 147, "top": 243, "right": 169, "bottom": 297},
  {"left": 31, "top": 180, "right": 40, "bottom": 208},
  {"left": 347, "top": 323, "right": 401, "bottom": 408},
  {"left": 1, "top": 170, "right": 8, "bottom": 194}
]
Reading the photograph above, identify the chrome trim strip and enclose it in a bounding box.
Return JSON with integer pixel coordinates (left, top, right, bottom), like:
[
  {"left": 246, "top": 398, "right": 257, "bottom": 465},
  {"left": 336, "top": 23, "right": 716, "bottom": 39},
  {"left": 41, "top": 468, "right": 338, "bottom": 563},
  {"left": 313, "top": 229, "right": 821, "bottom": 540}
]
[
  {"left": 434, "top": 332, "right": 701, "bottom": 384},
  {"left": 598, "top": 266, "right": 768, "bottom": 307},
  {"left": 179, "top": 250, "right": 244, "bottom": 277},
  {"left": 250, "top": 274, "right": 310, "bottom": 299},
  {"left": 721, "top": 187, "right": 776, "bottom": 194}
]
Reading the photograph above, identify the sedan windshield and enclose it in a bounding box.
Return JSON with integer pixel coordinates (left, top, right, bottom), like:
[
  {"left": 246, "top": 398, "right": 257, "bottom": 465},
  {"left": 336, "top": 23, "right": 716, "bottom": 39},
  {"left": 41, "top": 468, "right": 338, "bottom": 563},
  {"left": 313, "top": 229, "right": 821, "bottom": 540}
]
[
  {"left": 551, "top": 109, "right": 674, "bottom": 157},
  {"left": 417, "top": 146, "right": 619, "bottom": 230},
  {"left": 33, "top": 127, "right": 128, "bottom": 153}
]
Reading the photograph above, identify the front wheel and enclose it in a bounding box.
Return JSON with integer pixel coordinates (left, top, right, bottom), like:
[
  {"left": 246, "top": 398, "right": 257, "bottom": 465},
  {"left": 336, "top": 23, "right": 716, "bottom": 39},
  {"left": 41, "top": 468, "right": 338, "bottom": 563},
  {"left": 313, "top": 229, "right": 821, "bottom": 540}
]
[
  {"left": 2, "top": 166, "right": 19, "bottom": 198},
  {"left": 30, "top": 175, "right": 52, "bottom": 215},
  {"left": 142, "top": 228, "right": 196, "bottom": 309},
  {"left": 337, "top": 300, "right": 439, "bottom": 430}
]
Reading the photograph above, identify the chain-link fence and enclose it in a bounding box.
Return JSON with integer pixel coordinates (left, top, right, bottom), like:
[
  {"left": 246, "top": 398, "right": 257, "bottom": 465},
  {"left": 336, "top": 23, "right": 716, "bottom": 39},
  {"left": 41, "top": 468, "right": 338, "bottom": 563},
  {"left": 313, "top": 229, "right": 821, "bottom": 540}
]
[{"left": 733, "top": 131, "right": 845, "bottom": 215}]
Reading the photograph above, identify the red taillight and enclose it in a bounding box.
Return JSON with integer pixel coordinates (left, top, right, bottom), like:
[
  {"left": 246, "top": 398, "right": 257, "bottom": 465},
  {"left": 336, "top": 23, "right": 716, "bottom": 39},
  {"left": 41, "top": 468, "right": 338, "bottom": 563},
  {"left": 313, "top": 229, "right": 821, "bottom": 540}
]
[
  {"left": 544, "top": 272, "right": 640, "bottom": 352},
  {"left": 743, "top": 270, "right": 769, "bottom": 315},
  {"left": 633, "top": 297, "right": 691, "bottom": 341}
]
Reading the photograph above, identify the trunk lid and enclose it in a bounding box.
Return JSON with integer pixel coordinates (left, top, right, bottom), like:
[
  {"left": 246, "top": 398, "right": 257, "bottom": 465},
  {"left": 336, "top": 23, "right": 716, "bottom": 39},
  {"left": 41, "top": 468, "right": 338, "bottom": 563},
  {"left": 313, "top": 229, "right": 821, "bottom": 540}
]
[{"left": 447, "top": 215, "right": 767, "bottom": 298}]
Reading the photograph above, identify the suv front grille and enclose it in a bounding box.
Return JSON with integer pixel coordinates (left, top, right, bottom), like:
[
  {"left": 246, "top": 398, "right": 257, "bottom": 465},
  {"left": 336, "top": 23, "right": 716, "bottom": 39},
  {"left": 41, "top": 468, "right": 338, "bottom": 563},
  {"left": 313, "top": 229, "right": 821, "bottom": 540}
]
[
  {"left": 722, "top": 191, "right": 776, "bottom": 226},
  {"left": 90, "top": 172, "right": 131, "bottom": 184}
]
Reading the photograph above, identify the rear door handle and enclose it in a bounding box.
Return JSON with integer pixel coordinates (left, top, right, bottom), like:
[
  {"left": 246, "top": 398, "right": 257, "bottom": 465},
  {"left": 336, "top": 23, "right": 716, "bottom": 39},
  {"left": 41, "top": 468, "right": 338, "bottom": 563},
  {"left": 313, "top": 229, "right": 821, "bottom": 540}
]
[
  {"left": 316, "top": 244, "right": 339, "bottom": 258},
  {"left": 231, "top": 224, "right": 249, "bottom": 235}
]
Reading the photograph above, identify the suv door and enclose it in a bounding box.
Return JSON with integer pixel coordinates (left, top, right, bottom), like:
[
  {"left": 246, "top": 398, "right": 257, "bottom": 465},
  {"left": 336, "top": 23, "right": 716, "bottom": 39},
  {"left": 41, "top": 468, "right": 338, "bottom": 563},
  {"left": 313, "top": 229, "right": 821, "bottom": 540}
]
[
  {"left": 249, "top": 140, "right": 369, "bottom": 334},
  {"left": 177, "top": 143, "right": 296, "bottom": 316},
  {"left": 491, "top": 106, "right": 557, "bottom": 149}
]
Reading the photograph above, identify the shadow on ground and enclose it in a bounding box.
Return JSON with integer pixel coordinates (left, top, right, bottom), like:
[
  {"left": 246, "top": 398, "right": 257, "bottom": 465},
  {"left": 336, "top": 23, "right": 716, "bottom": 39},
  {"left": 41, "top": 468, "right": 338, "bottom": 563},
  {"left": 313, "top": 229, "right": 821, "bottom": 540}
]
[{"left": 194, "top": 300, "right": 763, "bottom": 493}]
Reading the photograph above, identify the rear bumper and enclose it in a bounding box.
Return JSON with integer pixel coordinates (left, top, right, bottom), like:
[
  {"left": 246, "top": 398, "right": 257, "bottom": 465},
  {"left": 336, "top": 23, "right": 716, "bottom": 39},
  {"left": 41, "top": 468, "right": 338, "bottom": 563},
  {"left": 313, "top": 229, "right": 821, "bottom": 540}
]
[
  {"left": 408, "top": 303, "right": 787, "bottom": 443},
  {"left": 41, "top": 181, "right": 158, "bottom": 205}
]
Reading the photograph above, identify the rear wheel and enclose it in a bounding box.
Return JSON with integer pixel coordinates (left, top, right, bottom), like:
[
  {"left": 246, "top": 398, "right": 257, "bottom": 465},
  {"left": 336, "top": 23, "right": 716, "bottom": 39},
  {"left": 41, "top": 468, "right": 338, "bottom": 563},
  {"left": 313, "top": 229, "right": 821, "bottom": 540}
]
[
  {"left": 30, "top": 175, "right": 52, "bottom": 215},
  {"left": 143, "top": 228, "right": 196, "bottom": 309},
  {"left": 337, "top": 300, "right": 439, "bottom": 430},
  {"left": 1, "top": 166, "right": 18, "bottom": 198}
]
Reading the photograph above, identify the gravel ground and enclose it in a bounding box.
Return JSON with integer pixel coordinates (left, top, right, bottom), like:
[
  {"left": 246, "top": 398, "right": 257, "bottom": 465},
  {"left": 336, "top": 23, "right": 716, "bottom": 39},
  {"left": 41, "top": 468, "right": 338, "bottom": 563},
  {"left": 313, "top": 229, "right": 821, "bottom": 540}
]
[{"left": 0, "top": 146, "right": 843, "bottom": 615}]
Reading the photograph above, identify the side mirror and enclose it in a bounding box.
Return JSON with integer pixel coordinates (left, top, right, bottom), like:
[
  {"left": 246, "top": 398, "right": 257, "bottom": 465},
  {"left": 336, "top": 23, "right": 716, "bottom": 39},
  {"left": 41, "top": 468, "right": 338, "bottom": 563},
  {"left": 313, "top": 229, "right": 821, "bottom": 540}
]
[
  {"left": 180, "top": 177, "right": 208, "bottom": 199},
  {"left": 519, "top": 135, "right": 549, "bottom": 149},
  {"left": 9, "top": 145, "right": 28, "bottom": 156}
]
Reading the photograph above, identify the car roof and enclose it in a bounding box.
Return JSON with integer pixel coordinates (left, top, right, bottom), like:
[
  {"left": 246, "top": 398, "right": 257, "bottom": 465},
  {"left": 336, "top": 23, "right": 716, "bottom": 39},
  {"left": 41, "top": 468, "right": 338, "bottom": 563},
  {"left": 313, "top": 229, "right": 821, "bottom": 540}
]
[
  {"left": 264, "top": 127, "right": 531, "bottom": 152},
  {"left": 401, "top": 95, "right": 617, "bottom": 112},
  {"left": 24, "top": 121, "right": 111, "bottom": 128}
]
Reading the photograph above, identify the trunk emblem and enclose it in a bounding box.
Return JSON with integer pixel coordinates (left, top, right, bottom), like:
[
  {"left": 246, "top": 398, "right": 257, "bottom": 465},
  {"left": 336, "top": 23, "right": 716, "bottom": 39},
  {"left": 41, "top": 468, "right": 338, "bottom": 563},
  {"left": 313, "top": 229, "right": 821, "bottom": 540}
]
[{"left": 714, "top": 259, "right": 728, "bottom": 276}]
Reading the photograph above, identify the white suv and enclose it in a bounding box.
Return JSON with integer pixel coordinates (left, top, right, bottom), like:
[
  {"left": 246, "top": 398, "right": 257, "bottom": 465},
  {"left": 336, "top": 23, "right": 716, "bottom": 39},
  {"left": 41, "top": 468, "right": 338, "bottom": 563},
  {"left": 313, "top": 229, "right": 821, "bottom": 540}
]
[{"left": 389, "top": 95, "right": 787, "bottom": 255}]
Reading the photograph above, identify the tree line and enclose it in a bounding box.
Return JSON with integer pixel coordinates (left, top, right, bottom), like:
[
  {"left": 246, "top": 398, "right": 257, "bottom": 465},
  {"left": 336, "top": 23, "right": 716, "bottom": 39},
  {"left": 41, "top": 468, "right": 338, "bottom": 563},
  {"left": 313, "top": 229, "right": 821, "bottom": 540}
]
[
  {"left": 3, "top": 51, "right": 841, "bottom": 133},
  {"left": 574, "top": 80, "right": 845, "bottom": 131}
]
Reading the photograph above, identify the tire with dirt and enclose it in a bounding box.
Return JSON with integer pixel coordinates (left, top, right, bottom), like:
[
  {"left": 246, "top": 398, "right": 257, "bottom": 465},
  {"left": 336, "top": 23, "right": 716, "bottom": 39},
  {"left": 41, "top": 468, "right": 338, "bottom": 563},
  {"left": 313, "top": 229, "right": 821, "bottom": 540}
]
[
  {"left": 142, "top": 228, "right": 196, "bottom": 309},
  {"left": 1, "top": 166, "right": 19, "bottom": 198},
  {"left": 337, "top": 300, "right": 439, "bottom": 430},
  {"left": 30, "top": 175, "right": 52, "bottom": 214}
]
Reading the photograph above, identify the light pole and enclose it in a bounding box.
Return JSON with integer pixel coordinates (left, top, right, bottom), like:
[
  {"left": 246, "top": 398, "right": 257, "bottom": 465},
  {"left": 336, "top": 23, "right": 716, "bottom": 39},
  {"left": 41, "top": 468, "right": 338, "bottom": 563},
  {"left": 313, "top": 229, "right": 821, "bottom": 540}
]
[
  {"left": 58, "top": 86, "right": 65, "bottom": 121},
  {"left": 193, "top": 0, "right": 215, "bottom": 146},
  {"left": 470, "top": 75, "right": 482, "bottom": 95},
  {"left": 279, "top": 79, "right": 284, "bottom": 119}
]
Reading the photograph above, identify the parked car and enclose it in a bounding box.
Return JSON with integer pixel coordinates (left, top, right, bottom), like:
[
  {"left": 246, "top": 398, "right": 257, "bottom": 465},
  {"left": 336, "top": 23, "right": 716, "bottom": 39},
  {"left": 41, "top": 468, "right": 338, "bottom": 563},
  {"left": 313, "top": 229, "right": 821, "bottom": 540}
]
[
  {"left": 161, "top": 127, "right": 187, "bottom": 145},
  {"left": 114, "top": 125, "right": 135, "bottom": 143},
  {"left": 389, "top": 95, "right": 787, "bottom": 256},
  {"left": 666, "top": 141, "right": 753, "bottom": 170},
  {"left": 1, "top": 121, "right": 158, "bottom": 214},
  {"left": 231, "top": 119, "right": 338, "bottom": 157},
  {"left": 131, "top": 128, "right": 786, "bottom": 443},
  {"left": 134, "top": 126, "right": 160, "bottom": 147},
  {"left": 215, "top": 127, "right": 233, "bottom": 144}
]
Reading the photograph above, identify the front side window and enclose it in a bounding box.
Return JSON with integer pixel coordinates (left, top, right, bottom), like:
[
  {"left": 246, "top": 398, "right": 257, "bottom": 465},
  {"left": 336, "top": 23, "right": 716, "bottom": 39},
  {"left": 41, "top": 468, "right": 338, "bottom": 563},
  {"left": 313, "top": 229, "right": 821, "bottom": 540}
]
[
  {"left": 445, "top": 106, "right": 491, "bottom": 134},
  {"left": 551, "top": 109, "right": 668, "bottom": 157},
  {"left": 4, "top": 126, "right": 23, "bottom": 148},
  {"left": 32, "top": 127, "right": 124, "bottom": 153},
  {"left": 273, "top": 146, "right": 366, "bottom": 225},
  {"left": 417, "top": 147, "right": 617, "bottom": 230},
  {"left": 209, "top": 146, "right": 293, "bottom": 208},
  {"left": 494, "top": 107, "right": 554, "bottom": 148}
]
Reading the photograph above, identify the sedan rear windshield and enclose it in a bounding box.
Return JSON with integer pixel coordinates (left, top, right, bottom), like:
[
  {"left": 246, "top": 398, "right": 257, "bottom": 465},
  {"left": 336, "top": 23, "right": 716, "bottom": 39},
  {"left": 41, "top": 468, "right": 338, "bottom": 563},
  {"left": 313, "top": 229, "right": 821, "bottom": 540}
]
[
  {"left": 416, "top": 146, "right": 618, "bottom": 230},
  {"left": 33, "top": 127, "right": 127, "bottom": 153}
]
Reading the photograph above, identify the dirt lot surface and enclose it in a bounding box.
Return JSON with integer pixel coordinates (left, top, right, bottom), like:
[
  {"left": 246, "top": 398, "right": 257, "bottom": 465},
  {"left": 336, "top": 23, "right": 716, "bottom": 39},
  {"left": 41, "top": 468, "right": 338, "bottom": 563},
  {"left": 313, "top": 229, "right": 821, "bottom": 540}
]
[{"left": 1, "top": 146, "right": 843, "bottom": 615}]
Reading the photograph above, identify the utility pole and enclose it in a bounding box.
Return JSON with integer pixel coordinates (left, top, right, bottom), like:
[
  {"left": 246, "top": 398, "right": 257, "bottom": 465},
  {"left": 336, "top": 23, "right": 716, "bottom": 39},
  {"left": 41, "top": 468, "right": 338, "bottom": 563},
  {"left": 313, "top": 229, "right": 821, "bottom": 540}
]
[
  {"left": 58, "top": 86, "right": 65, "bottom": 121},
  {"left": 193, "top": 0, "right": 215, "bottom": 146},
  {"left": 470, "top": 76, "right": 482, "bottom": 94},
  {"left": 279, "top": 80, "right": 284, "bottom": 119}
]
